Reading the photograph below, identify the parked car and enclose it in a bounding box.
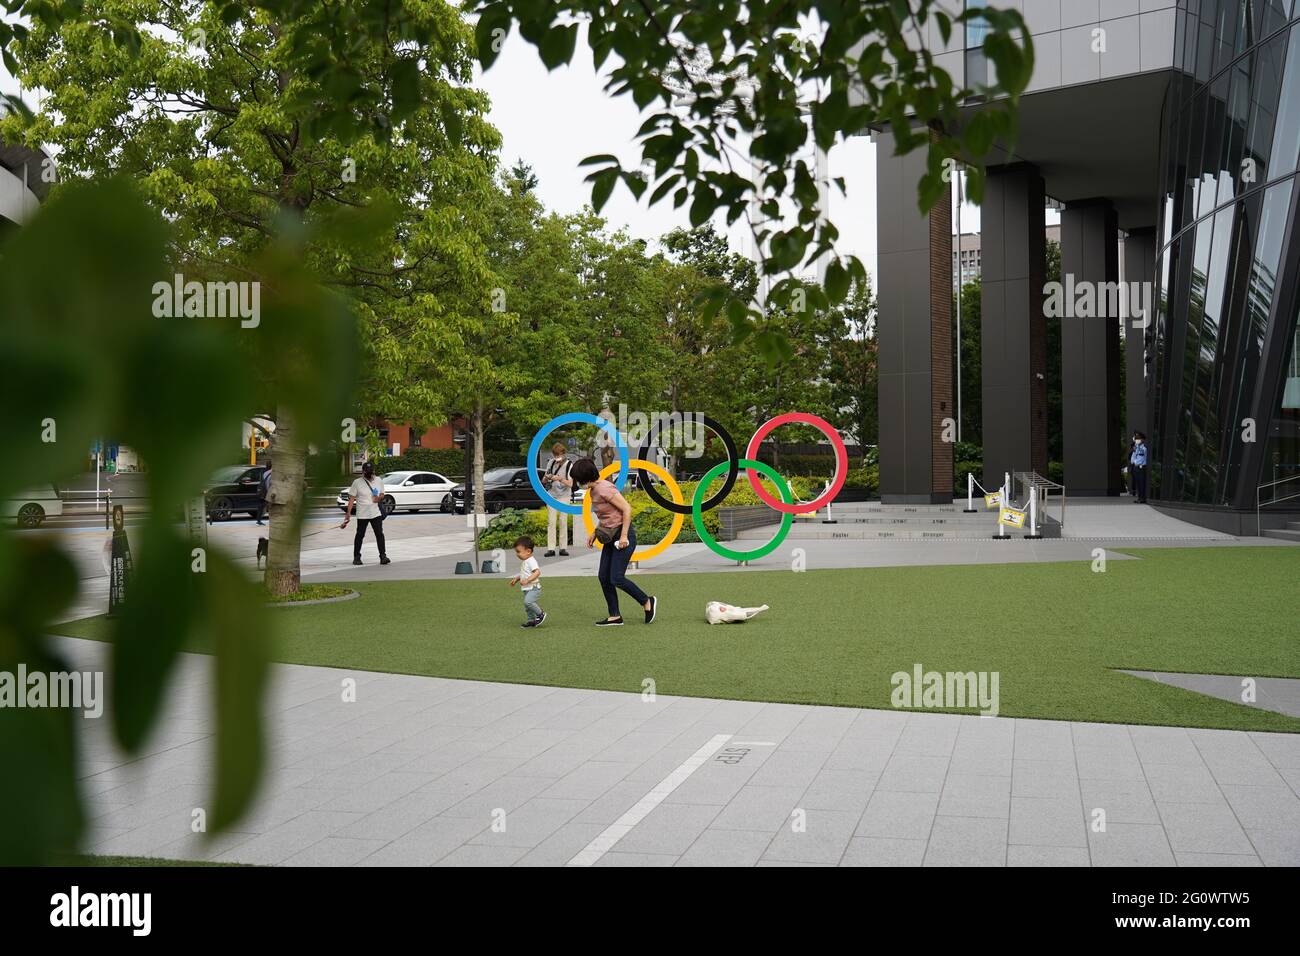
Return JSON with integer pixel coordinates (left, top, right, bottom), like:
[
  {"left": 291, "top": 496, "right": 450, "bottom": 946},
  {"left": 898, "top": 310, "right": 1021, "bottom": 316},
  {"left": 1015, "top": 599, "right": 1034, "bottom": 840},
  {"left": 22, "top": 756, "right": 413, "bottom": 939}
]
[
  {"left": 449, "top": 466, "right": 547, "bottom": 514},
  {"left": 335, "top": 470, "right": 456, "bottom": 516},
  {"left": 3, "top": 484, "right": 64, "bottom": 528},
  {"left": 204, "top": 465, "right": 268, "bottom": 521}
]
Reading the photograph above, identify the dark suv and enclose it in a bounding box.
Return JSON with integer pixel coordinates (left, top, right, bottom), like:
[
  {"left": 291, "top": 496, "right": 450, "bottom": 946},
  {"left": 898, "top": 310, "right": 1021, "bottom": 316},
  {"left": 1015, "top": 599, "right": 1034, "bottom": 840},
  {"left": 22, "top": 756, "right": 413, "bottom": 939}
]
[
  {"left": 449, "top": 467, "right": 547, "bottom": 514},
  {"left": 204, "top": 465, "right": 267, "bottom": 520}
]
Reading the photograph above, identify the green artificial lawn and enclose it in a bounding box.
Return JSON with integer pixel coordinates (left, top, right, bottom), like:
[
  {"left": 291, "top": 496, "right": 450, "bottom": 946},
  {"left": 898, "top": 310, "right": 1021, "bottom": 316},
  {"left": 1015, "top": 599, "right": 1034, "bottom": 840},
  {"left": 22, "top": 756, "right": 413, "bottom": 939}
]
[{"left": 56, "top": 547, "right": 1300, "bottom": 731}]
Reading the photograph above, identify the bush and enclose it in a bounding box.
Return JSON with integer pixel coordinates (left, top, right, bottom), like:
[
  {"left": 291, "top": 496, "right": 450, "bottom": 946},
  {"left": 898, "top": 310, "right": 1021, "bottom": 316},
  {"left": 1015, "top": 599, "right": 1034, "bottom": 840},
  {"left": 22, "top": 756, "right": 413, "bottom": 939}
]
[{"left": 477, "top": 507, "right": 547, "bottom": 551}]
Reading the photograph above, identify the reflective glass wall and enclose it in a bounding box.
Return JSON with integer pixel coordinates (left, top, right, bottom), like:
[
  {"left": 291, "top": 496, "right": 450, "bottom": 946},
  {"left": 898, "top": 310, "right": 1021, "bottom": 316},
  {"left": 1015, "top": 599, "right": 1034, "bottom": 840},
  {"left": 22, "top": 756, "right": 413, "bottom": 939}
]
[{"left": 1150, "top": 0, "right": 1300, "bottom": 508}]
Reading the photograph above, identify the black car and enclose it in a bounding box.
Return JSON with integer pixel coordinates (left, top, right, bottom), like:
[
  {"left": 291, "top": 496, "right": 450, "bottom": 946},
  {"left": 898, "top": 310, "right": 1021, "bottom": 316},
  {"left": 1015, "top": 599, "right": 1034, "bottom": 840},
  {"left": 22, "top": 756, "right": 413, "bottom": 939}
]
[
  {"left": 204, "top": 465, "right": 267, "bottom": 520},
  {"left": 449, "top": 466, "right": 547, "bottom": 514}
]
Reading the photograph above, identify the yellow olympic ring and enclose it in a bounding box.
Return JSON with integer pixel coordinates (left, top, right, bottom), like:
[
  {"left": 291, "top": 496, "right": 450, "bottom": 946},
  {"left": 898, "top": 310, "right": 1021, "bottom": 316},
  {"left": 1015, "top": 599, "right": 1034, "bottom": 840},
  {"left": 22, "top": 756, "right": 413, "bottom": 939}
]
[{"left": 581, "top": 458, "right": 684, "bottom": 562}]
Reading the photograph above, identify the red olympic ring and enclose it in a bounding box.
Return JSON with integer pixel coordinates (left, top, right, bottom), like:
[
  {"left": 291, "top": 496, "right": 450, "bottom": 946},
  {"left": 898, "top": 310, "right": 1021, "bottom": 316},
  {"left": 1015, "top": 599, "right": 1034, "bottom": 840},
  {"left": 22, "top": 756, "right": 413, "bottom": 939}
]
[{"left": 743, "top": 412, "right": 848, "bottom": 513}]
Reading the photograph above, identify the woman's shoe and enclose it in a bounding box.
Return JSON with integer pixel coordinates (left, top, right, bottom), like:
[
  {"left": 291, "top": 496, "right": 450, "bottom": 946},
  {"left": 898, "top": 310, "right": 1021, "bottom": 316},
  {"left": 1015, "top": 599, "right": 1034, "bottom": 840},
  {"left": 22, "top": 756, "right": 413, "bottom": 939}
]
[
  {"left": 595, "top": 617, "right": 624, "bottom": 627},
  {"left": 644, "top": 596, "right": 657, "bottom": 624}
]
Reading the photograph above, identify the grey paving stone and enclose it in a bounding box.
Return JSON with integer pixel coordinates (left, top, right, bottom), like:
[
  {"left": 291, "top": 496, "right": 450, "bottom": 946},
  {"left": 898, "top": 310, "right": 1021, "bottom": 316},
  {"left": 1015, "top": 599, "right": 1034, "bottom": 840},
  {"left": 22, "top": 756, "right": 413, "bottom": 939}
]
[
  {"left": 1218, "top": 785, "right": 1300, "bottom": 831},
  {"left": 1175, "top": 852, "right": 1261, "bottom": 866},
  {"left": 762, "top": 809, "right": 860, "bottom": 864},
  {"left": 1012, "top": 759, "right": 1081, "bottom": 799},
  {"left": 595, "top": 851, "right": 678, "bottom": 866},
  {"left": 434, "top": 844, "right": 530, "bottom": 867},
  {"left": 440, "top": 776, "right": 555, "bottom": 819},
  {"left": 1129, "top": 726, "right": 1204, "bottom": 767},
  {"left": 1079, "top": 778, "right": 1161, "bottom": 825},
  {"left": 355, "top": 814, "right": 489, "bottom": 866},
  {"left": 840, "top": 837, "right": 927, "bottom": 866},
  {"left": 746, "top": 749, "right": 828, "bottom": 789},
  {"left": 215, "top": 811, "right": 364, "bottom": 865},
  {"left": 514, "top": 822, "right": 608, "bottom": 867},
  {"left": 316, "top": 771, "right": 438, "bottom": 813},
  {"left": 677, "top": 829, "right": 774, "bottom": 866},
  {"left": 1006, "top": 845, "right": 1091, "bottom": 866},
  {"left": 924, "top": 816, "right": 1008, "bottom": 867},
  {"left": 857, "top": 790, "right": 939, "bottom": 839},
  {"left": 618, "top": 803, "right": 722, "bottom": 856},
  {"left": 1009, "top": 797, "right": 1087, "bottom": 848},
  {"left": 282, "top": 836, "right": 387, "bottom": 867},
  {"left": 711, "top": 785, "right": 805, "bottom": 832},
  {"left": 467, "top": 797, "right": 589, "bottom": 848},
  {"left": 938, "top": 772, "right": 1011, "bottom": 819},
  {"left": 1142, "top": 763, "right": 1227, "bottom": 805},
  {"left": 1249, "top": 732, "right": 1300, "bottom": 770},
  {"left": 1074, "top": 745, "right": 1146, "bottom": 781},
  {"left": 875, "top": 754, "right": 949, "bottom": 793},
  {"left": 1159, "top": 802, "right": 1255, "bottom": 855},
  {"left": 1245, "top": 827, "right": 1300, "bottom": 866},
  {"left": 1088, "top": 823, "right": 1176, "bottom": 867},
  {"left": 536, "top": 761, "right": 637, "bottom": 801},
  {"left": 333, "top": 788, "right": 464, "bottom": 841}
]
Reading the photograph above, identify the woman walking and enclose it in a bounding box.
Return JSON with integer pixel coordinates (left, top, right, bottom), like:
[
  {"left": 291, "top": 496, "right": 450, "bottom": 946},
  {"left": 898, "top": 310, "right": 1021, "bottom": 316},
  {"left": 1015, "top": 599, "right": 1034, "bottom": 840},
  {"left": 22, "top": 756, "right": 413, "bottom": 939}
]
[{"left": 569, "top": 457, "right": 657, "bottom": 627}]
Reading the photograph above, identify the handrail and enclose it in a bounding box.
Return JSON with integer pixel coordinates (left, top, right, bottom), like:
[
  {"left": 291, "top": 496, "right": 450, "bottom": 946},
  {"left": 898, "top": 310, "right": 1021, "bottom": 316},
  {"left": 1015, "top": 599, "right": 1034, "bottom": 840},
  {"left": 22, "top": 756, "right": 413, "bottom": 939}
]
[
  {"left": 1013, "top": 471, "right": 1066, "bottom": 533},
  {"left": 1256, "top": 473, "right": 1300, "bottom": 535}
]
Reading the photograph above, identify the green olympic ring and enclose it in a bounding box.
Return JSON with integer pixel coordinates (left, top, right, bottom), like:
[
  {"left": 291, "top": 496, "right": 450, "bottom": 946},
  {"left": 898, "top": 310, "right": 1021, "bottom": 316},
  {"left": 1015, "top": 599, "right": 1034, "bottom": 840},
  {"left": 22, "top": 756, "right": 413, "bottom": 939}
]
[{"left": 691, "top": 458, "right": 794, "bottom": 561}]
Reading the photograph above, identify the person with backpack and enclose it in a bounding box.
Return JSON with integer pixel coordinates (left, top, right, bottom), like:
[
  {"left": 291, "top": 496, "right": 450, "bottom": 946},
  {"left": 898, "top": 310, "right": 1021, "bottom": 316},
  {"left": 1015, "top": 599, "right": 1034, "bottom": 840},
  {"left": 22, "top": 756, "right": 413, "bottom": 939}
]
[
  {"left": 255, "top": 460, "right": 272, "bottom": 525},
  {"left": 542, "top": 441, "right": 573, "bottom": 557},
  {"left": 342, "top": 460, "right": 391, "bottom": 566}
]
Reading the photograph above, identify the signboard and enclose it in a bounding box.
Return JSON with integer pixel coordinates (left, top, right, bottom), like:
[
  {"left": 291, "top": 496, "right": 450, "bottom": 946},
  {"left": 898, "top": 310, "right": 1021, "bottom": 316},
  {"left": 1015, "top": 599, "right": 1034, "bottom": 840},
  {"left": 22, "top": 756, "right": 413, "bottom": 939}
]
[
  {"left": 108, "top": 505, "right": 133, "bottom": 617},
  {"left": 984, "top": 492, "right": 1002, "bottom": 509},
  {"left": 999, "top": 506, "right": 1027, "bottom": 528},
  {"left": 186, "top": 495, "right": 208, "bottom": 547}
]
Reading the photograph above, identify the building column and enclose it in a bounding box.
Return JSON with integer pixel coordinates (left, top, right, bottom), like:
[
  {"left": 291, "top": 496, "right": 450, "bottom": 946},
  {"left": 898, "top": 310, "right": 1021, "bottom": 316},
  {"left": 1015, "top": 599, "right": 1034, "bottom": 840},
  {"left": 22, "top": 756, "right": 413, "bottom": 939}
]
[
  {"left": 981, "top": 164, "right": 1048, "bottom": 487},
  {"left": 874, "top": 128, "right": 954, "bottom": 504},
  {"left": 1122, "top": 227, "right": 1156, "bottom": 443},
  {"left": 1060, "top": 199, "right": 1123, "bottom": 495}
]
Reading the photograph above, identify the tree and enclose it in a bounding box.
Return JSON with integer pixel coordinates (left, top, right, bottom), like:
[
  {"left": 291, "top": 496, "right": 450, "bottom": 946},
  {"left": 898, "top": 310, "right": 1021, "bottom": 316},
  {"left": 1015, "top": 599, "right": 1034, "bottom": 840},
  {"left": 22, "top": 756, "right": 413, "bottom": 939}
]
[
  {"left": 3, "top": 1, "right": 501, "bottom": 594},
  {"left": 955, "top": 279, "right": 982, "bottom": 445},
  {"left": 473, "top": 1, "right": 1033, "bottom": 347}
]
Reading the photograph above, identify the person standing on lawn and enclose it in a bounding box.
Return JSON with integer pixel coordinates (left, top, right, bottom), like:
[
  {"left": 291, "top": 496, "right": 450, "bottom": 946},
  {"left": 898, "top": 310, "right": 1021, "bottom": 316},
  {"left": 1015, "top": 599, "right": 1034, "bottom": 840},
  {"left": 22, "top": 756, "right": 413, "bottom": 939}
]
[
  {"left": 542, "top": 441, "right": 573, "bottom": 557},
  {"left": 342, "top": 460, "right": 391, "bottom": 566},
  {"left": 569, "top": 457, "right": 657, "bottom": 628}
]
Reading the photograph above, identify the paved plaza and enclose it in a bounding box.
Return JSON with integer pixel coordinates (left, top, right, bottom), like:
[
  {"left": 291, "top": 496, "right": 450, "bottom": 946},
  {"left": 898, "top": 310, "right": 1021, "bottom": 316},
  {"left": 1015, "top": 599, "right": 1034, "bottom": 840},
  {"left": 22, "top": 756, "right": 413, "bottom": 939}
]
[{"left": 58, "top": 634, "right": 1300, "bottom": 867}]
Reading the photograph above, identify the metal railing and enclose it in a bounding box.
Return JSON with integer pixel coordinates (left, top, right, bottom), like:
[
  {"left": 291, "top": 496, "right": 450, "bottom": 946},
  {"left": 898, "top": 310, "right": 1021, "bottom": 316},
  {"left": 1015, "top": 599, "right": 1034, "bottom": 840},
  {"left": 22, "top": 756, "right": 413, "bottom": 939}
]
[
  {"left": 1014, "top": 472, "right": 1066, "bottom": 534},
  {"left": 1256, "top": 473, "right": 1300, "bottom": 536}
]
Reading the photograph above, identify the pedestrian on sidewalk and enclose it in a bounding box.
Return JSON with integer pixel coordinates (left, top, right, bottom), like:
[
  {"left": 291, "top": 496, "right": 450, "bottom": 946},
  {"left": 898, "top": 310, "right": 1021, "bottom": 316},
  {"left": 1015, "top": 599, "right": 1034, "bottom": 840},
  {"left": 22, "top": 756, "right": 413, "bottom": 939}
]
[
  {"left": 255, "top": 459, "right": 272, "bottom": 525},
  {"left": 1130, "top": 431, "right": 1149, "bottom": 504},
  {"left": 570, "top": 457, "right": 657, "bottom": 628},
  {"left": 542, "top": 441, "right": 573, "bottom": 557},
  {"left": 342, "top": 461, "right": 391, "bottom": 566}
]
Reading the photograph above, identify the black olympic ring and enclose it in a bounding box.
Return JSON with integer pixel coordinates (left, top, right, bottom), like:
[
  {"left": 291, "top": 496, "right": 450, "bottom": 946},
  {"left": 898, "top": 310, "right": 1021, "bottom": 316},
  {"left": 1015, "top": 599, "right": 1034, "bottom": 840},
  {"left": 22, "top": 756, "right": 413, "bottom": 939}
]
[{"left": 637, "top": 414, "right": 738, "bottom": 516}]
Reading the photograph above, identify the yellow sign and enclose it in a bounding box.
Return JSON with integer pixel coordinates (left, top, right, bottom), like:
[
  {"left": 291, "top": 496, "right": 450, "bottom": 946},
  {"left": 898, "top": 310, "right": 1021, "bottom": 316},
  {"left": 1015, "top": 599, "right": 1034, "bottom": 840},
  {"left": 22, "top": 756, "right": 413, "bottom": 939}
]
[
  {"left": 999, "top": 506, "right": 1026, "bottom": 528},
  {"left": 984, "top": 492, "right": 1001, "bottom": 509}
]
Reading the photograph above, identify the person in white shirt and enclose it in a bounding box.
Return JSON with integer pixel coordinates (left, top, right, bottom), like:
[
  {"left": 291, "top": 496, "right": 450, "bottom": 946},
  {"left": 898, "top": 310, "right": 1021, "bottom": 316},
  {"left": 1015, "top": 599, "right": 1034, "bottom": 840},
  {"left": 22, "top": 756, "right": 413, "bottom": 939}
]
[
  {"left": 341, "top": 460, "right": 391, "bottom": 566},
  {"left": 542, "top": 442, "right": 573, "bottom": 557},
  {"left": 509, "top": 535, "right": 545, "bottom": 628}
]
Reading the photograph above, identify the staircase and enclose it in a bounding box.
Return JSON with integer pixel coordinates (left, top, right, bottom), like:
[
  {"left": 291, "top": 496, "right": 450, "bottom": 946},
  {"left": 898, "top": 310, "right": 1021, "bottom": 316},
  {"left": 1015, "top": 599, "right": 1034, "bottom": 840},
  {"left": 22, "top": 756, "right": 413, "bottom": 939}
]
[
  {"left": 734, "top": 501, "right": 1061, "bottom": 541},
  {"left": 1262, "top": 519, "right": 1300, "bottom": 543}
]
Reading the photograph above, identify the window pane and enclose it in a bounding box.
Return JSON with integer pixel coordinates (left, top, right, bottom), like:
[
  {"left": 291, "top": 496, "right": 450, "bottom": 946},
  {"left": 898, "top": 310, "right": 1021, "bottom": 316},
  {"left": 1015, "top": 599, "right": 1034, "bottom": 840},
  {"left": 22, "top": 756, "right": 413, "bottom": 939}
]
[{"left": 1267, "top": 24, "right": 1300, "bottom": 179}]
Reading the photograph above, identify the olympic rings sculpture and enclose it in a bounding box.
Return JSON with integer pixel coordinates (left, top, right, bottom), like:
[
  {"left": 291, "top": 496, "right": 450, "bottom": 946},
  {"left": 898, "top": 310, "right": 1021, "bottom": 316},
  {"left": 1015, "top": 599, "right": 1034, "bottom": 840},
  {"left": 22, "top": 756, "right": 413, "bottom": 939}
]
[{"left": 527, "top": 411, "right": 847, "bottom": 561}]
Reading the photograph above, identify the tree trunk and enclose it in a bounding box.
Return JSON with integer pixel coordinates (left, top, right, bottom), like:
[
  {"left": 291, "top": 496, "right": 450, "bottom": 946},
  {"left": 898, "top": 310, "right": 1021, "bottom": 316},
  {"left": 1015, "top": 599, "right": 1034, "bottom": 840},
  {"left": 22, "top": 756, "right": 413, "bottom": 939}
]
[
  {"left": 264, "top": 403, "right": 306, "bottom": 596},
  {"left": 471, "top": 403, "right": 486, "bottom": 516}
]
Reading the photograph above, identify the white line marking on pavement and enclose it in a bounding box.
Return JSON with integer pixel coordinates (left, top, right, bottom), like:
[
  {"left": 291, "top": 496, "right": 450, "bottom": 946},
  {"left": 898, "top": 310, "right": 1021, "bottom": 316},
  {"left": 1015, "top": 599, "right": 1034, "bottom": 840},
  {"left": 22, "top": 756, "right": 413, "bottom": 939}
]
[{"left": 566, "top": 733, "right": 733, "bottom": 867}]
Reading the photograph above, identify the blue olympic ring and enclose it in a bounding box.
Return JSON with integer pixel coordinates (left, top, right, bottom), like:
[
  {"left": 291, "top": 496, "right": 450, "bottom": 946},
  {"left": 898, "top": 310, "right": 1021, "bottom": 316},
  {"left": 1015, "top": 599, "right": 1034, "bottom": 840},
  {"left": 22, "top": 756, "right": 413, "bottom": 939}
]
[{"left": 526, "top": 412, "right": 629, "bottom": 515}]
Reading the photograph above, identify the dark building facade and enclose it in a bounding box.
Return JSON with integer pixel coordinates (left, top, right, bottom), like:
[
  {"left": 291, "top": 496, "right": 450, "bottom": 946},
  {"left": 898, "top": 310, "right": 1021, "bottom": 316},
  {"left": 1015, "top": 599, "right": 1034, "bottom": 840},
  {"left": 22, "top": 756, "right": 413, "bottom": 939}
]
[
  {"left": 867, "top": 0, "right": 1300, "bottom": 531},
  {"left": 1150, "top": 0, "right": 1300, "bottom": 528}
]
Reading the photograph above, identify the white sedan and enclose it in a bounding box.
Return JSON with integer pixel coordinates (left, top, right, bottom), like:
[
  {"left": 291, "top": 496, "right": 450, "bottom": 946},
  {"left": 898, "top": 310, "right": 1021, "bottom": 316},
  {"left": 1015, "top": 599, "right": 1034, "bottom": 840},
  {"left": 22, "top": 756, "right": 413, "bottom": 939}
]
[
  {"left": 3, "top": 484, "right": 64, "bottom": 528},
  {"left": 336, "top": 470, "right": 457, "bottom": 516}
]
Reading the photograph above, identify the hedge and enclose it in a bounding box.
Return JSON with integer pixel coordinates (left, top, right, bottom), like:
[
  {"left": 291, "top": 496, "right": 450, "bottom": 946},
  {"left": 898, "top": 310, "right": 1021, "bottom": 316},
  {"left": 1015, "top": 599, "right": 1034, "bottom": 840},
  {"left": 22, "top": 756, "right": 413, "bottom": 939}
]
[{"left": 374, "top": 447, "right": 519, "bottom": 478}]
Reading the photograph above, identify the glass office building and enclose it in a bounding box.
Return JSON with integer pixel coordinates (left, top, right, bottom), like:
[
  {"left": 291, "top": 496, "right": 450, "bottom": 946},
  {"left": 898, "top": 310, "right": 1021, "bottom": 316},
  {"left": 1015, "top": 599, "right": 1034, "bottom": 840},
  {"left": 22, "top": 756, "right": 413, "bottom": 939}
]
[{"left": 1150, "top": 0, "right": 1300, "bottom": 511}]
